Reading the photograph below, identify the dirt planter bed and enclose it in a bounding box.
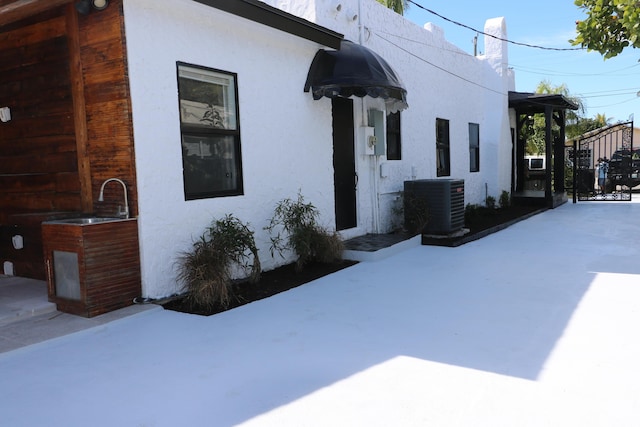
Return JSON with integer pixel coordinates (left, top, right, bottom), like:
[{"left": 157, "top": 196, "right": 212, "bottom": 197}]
[
  {"left": 162, "top": 205, "right": 544, "bottom": 316},
  {"left": 421, "top": 205, "right": 546, "bottom": 247},
  {"left": 162, "top": 260, "right": 357, "bottom": 316}
]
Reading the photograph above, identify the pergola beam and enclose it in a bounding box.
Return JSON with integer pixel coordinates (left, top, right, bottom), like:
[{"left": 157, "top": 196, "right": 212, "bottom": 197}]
[{"left": 0, "top": 0, "right": 72, "bottom": 28}]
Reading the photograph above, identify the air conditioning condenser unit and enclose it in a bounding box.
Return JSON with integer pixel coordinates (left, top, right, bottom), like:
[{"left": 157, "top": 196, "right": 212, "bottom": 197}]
[{"left": 404, "top": 179, "right": 465, "bottom": 235}]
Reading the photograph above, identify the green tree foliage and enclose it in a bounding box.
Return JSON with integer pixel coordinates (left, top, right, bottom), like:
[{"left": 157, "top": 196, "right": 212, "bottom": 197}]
[
  {"left": 525, "top": 117, "right": 546, "bottom": 155},
  {"left": 375, "top": 0, "right": 408, "bottom": 15},
  {"left": 571, "top": 0, "right": 640, "bottom": 58},
  {"left": 522, "top": 81, "right": 610, "bottom": 154},
  {"left": 568, "top": 113, "right": 612, "bottom": 139},
  {"left": 523, "top": 81, "right": 585, "bottom": 154}
]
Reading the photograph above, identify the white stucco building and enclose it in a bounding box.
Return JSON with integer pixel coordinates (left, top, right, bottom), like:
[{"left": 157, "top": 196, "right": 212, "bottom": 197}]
[{"left": 122, "top": 0, "right": 516, "bottom": 298}]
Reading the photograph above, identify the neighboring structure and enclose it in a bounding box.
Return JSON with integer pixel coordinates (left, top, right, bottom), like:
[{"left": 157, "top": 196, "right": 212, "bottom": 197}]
[
  {"left": 1, "top": 0, "right": 517, "bottom": 300},
  {"left": 566, "top": 122, "right": 637, "bottom": 201},
  {"left": 509, "top": 92, "right": 580, "bottom": 207},
  {"left": 566, "top": 124, "right": 639, "bottom": 169}
]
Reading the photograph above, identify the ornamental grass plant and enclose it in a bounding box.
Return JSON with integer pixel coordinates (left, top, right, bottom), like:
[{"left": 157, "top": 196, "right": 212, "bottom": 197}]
[
  {"left": 177, "top": 214, "right": 260, "bottom": 310},
  {"left": 266, "top": 192, "right": 343, "bottom": 271}
]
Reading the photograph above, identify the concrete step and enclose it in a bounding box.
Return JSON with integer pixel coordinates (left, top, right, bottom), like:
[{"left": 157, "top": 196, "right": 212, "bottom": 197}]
[{"left": 0, "top": 275, "right": 57, "bottom": 327}]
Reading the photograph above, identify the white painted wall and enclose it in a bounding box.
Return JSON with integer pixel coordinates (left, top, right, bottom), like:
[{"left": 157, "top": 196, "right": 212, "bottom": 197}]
[
  {"left": 123, "top": 0, "right": 515, "bottom": 298},
  {"left": 276, "top": 0, "right": 515, "bottom": 229},
  {"left": 124, "top": 0, "right": 337, "bottom": 298}
]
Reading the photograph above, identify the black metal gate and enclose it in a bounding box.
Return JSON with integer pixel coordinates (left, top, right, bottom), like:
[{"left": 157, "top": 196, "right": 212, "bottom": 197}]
[{"left": 571, "top": 121, "right": 635, "bottom": 202}]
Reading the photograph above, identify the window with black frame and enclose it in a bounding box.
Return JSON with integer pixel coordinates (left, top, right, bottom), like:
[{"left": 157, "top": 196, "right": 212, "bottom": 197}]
[
  {"left": 436, "top": 118, "right": 450, "bottom": 177},
  {"left": 177, "top": 63, "right": 243, "bottom": 200},
  {"left": 469, "top": 122, "right": 480, "bottom": 172},
  {"left": 386, "top": 111, "right": 401, "bottom": 160}
]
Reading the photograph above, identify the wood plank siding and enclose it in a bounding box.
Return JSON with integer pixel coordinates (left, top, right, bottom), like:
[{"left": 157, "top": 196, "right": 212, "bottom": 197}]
[
  {"left": 42, "top": 219, "right": 141, "bottom": 317},
  {"left": 0, "top": 0, "right": 136, "bottom": 279}
]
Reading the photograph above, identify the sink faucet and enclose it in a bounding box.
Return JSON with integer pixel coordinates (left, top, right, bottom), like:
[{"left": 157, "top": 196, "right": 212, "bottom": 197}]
[{"left": 98, "top": 178, "right": 129, "bottom": 219}]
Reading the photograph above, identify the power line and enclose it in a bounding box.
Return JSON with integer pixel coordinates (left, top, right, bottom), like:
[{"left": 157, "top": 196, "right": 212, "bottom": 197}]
[
  {"left": 370, "top": 31, "right": 506, "bottom": 96},
  {"left": 369, "top": 14, "right": 637, "bottom": 106},
  {"left": 370, "top": 28, "right": 635, "bottom": 114},
  {"left": 589, "top": 96, "right": 639, "bottom": 109},
  {"left": 407, "top": 0, "right": 584, "bottom": 52},
  {"left": 580, "top": 91, "right": 639, "bottom": 99},
  {"left": 579, "top": 87, "right": 640, "bottom": 96},
  {"left": 511, "top": 62, "right": 640, "bottom": 78},
  {"left": 371, "top": 28, "right": 475, "bottom": 57}
]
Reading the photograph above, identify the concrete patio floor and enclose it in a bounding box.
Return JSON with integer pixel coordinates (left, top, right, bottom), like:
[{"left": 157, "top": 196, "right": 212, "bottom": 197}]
[
  {"left": 1, "top": 198, "right": 639, "bottom": 426},
  {"left": 0, "top": 275, "right": 56, "bottom": 327},
  {"left": 0, "top": 276, "right": 158, "bottom": 353},
  {"left": 0, "top": 226, "right": 422, "bottom": 354}
]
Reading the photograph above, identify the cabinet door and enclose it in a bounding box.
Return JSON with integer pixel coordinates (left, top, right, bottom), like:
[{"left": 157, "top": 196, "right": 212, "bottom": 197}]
[{"left": 52, "top": 250, "right": 81, "bottom": 300}]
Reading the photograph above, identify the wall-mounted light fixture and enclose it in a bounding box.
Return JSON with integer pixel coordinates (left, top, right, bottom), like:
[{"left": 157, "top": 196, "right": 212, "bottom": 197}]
[
  {"left": 0, "top": 107, "right": 11, "bottom": 123},
  {"left": 75, "top": 0, "right": 109, "bottom": 15},
  {"left": 92, "top": 0, "right": 109, "bottom": 10}
]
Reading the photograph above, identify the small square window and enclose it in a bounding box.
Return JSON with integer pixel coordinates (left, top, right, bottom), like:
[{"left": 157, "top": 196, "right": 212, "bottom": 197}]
[{"left": 177, "top": 63, "right": 243, "bottom": 200}]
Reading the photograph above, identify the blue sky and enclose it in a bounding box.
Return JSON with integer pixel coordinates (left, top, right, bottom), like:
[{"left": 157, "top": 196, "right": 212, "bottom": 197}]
[{"left": 403, "top": 0, "right": 640, "bottom": 123}]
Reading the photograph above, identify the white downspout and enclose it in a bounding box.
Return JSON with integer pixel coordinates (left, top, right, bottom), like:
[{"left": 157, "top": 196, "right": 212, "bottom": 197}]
[
  {"left": 357, "top": 0, "right": 381, "bottom": 233},
  {"left": 357, "top": 0, "right": 364, "bottom": 44}
]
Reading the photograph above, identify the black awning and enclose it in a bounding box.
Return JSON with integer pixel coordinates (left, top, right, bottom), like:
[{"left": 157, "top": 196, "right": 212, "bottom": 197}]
[
  {"left": 509, "top": 91, "right": 579, "bottom": 114},
  {"left": 304, "top": 40, "right": 408, "bottom": 112}
]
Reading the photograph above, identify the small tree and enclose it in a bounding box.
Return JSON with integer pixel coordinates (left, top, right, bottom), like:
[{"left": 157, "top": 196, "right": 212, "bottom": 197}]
[
  {"left": 522, "top": 80, "right": 586, "bottom": 155},
  {"left": 266, "top": 192, "right": 343, "bottom": 271},
  {"left": 485, "top": 195, "right": 497, "bottom": 209},
  {"left": 499, "top": 191, "right": 511, "bottom": 209},
  {"left": 568, "top": 114, "right": 612, "bottom": 140}
]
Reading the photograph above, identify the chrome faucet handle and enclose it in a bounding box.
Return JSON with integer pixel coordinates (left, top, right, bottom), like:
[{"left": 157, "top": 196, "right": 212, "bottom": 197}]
[{"left": 117, "top": 205, "right": 129, "bottom": 219}]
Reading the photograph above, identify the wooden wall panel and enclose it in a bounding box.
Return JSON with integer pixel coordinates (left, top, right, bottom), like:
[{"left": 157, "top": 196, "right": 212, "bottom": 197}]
[
  {"left": 0, "top": 173, "right": 78, "bottom": 195},
  {"left": 77, "top": 1, "right": 137, "bottom": 219},
  {"left": 0, "top": 0, "right": 137, "bottom": 279},
  {"left": 0, "top": 135, "right": 76, "bottom": 156},
  {"left": 0, "top": 15, "right": 66, "bottom": 49},
  {"left": 0, "top": 1, "right": 73, "bottom": 28},
  {"left": 1, "top": 152, "right": 78, "bottom": 174},
  {"left": 0, "top": 7, "right": 79, "bottom": 225},
  {"left": 0, "top": 174, "right": 56, "bottom": 193},
  {"left": 0, "top": 192, "right": 81, "bottom": 213}
]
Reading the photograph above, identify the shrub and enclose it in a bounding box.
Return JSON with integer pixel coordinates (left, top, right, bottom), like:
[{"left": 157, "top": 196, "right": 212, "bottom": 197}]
[
  {"left": 390, "top": 192, "right": 405, "bottom": 231},
  {"left": 403, "top": 193, "right": 429, "bottom": 235},
  {"left": 499, "top": 190, "right": 511, "bottom": 209},
  {"left": 266, "top": 192, "right": 343, "bottom": 271},
  {"left": 465, "top": 203, "right": 480, "bottom": 222},
  {"left": 177, "top": 214, "right": 260, "bottom": 309},
  {"left": 485, "top": 195, "right": 496, "bottom": 209}
]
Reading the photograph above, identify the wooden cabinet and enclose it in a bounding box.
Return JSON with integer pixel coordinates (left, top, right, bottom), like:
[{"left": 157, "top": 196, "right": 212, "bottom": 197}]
[{"left": 42, "top": 218, "right": 141, "bottom": 317}]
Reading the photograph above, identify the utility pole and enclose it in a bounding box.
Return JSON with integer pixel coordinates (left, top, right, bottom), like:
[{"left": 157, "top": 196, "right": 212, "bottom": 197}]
[{"left": 473, "top": 33, "right": 478, "bottom": 56}]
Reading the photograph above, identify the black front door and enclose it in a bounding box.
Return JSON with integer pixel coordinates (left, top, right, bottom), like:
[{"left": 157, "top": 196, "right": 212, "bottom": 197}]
[{"left": 332, "top": 98, "right": 357, "bottom": 230}]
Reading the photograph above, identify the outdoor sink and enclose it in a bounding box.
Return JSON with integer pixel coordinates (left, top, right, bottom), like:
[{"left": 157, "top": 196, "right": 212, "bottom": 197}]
[
  {"left": 41, "top": 217, "right": 140, "bottom": 317},
  {"left": 45, "top": 217, "right": 125, "bottom": 225}
]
